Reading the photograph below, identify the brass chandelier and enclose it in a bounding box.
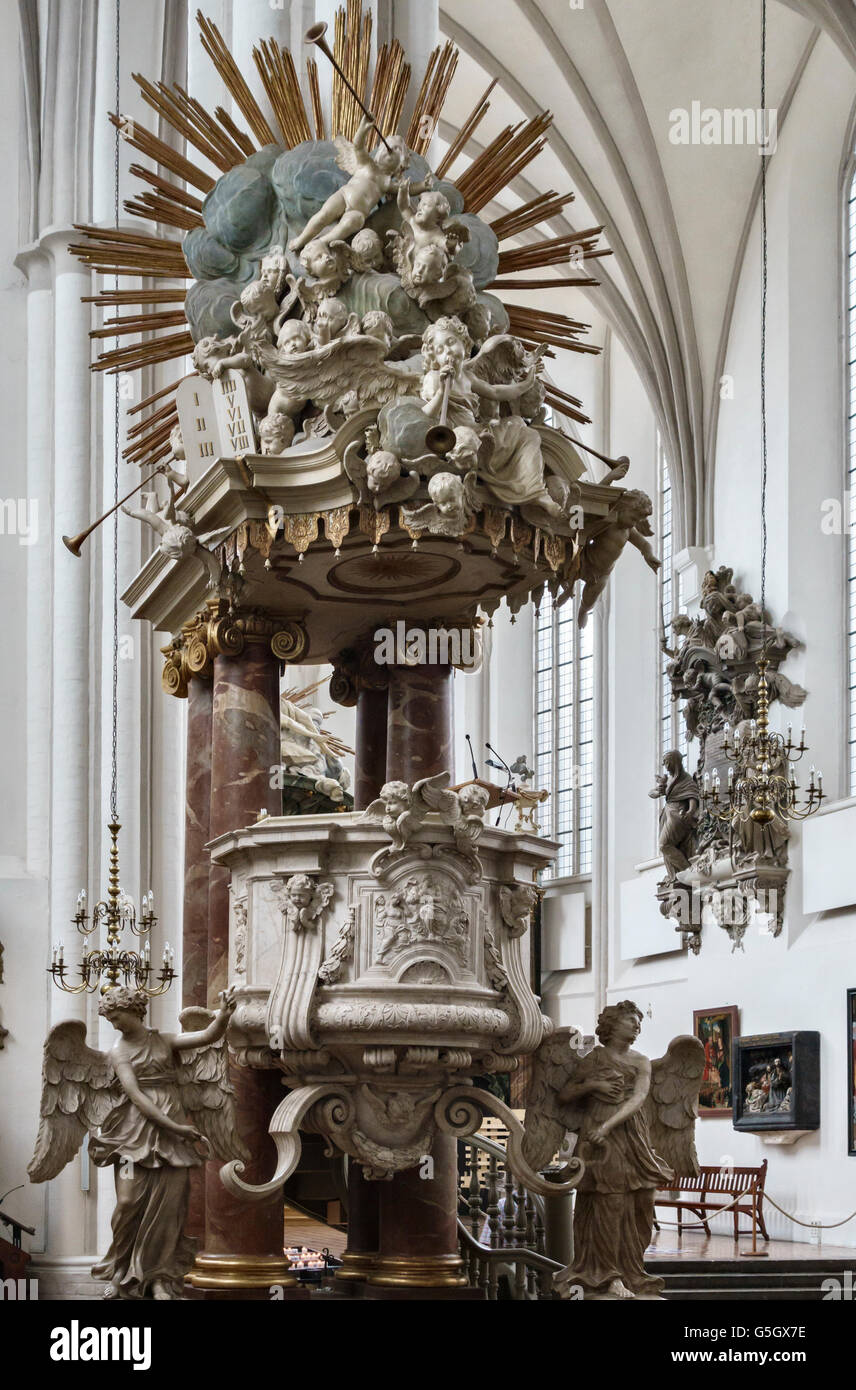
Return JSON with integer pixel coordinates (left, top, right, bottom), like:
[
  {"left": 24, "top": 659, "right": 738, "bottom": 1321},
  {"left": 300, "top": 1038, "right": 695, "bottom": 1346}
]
[
  {"left": 49, "top": 822, "right": 175, "bottom": 997},
  {"left": 49, "top": 12, "right": 175, "bottom": 999},
  {"left": 700, "top": 657, "right": 823, "bottom": 831}
]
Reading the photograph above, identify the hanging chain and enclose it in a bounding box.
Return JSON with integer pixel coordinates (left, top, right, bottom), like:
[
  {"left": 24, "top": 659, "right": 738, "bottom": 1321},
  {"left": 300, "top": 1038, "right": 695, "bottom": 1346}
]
[
  {"left": 760, "top": 0, "right": 768, "bottom": 645},
  {"left": 110, "top": 0, "right": 121, "bottom": 824}
]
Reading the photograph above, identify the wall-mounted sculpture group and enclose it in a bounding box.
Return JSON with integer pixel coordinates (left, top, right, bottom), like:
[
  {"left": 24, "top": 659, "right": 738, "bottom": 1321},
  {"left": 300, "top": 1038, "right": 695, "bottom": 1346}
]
[{"left": 655, "top": 565, "right": 807, "bottom": 952}]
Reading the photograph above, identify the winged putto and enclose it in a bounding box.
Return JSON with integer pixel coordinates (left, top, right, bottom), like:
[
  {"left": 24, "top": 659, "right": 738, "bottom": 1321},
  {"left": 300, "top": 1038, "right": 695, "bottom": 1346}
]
[{"left": 361, "top": 771, "right": 489, "bottom": 877}]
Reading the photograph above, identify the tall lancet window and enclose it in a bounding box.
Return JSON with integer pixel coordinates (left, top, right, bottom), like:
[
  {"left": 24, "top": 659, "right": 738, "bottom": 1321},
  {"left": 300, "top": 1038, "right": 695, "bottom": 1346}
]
[
  {"left": 534, "top": 597, "right": 595, "bottom": 879},
  {"left": 847, "top": 166, "right": 856, "bottom": 793},
  {"left": 658, "top": 433, "right": 688, "bottom": 765}
]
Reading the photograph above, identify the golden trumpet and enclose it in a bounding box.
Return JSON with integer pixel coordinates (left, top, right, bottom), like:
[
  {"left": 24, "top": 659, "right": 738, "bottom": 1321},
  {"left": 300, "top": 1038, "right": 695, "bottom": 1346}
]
[
  {"left": 304, "top": 22, "right": 393, "bottom": 153},
  {"left": 62, "top": 465, "right": 168, "bottom": 557}
]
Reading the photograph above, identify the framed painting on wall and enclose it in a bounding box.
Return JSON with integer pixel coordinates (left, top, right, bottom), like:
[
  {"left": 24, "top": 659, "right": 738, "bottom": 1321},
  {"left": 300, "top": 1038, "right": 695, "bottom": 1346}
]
[
  {"left": 693, "top": 1006, "right": 739, "bottom": 1117},
  {"left": 732, "top": 1031, "right": 820, "bottom": 1133},
  {"left": 848, "top": 990, "right": 856, "bottom": 1156}
]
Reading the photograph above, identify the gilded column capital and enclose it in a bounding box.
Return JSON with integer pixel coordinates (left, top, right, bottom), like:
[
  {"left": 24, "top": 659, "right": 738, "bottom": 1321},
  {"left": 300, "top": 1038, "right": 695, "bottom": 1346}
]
[{"left": 161, "top": 601, "right": 308, "bottom": 697}]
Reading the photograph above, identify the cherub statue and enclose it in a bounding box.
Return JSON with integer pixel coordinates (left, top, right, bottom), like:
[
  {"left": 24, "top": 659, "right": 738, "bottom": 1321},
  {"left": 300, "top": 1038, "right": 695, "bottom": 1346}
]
[
  {"left": 400, "top": 470, "right": 478, "bottom": 538},
  {"left": 405, "top": 770, "right": 490, "bottom": 875},
  {"left": 259, "top": 412, "right": 296, "bottom": 456},
  {"left": 28, "top": 985, "right": 246, "bottom": 1300},
  {"left": 388, "top": 184, "right": 473, "bottom": 315},
  {"left": 575, "top": 490, "right": 661, "bottom": 628},
  {"left": 299, "top": 238, "right": 351, "bottom": 294},
  {"left": 122, "top": 480, "right": 221, "bottom": 587},
  {"left": 276, "top": 873, "right": 334, "bottom": 933},
  {"left": 348, "top": 228, "right": 385, "bottom": 272},
  {"left": 230, "top": 275, "right": 280, "bottom": 348},
  {"left": 649, "top": 749, "right": 699, "bottom": 883},
  {"left": 361, "top": 772, "right": 476, "bottom": 874},
  {"left": 161, "top": 422, "right": 189, "bottom": 495},
  {"left": 417, "top": 320, "right": 570, "bottom": 519},
  {"left": 312, "top": 297, "right": 359, "bottom": 347},
  {"left": 289, "top": 117, "right": 410, "bottom": 250},
  {"left": 342, "top": 441, "right": 420, "bottom": 510},
  {"left": 522, "top": 1004, "right": 704, "bottom": 1300},
  {"left": 262, "top": 318, "right": 315, "bottom": 448},
  {"left": 192, "top": 334, "right": 274, "bottom": 417},
  {"left": 396, "top": 185, "right": 468, "bottom": 260},
  {"left": 361, "top": 779, "right": 429, "bottom": 871},
  {"left": 359, "top": 310, "right": 422, "bottom": 362}
]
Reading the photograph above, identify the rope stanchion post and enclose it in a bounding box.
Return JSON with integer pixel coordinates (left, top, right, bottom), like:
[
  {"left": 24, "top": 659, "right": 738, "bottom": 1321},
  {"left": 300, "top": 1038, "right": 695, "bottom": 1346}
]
[{"left": 740, "top": 1185, "right": 768, "bottom": 1258}]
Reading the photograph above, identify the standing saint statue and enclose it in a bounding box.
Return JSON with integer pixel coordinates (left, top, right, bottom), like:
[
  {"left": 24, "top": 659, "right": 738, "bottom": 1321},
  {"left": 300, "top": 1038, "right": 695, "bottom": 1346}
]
[
  {"left": 28, "top": 985, "right": 247, "bottom": 1300},
  {"left": 649, "top": 749, "right": 699, "bottom": 881}
]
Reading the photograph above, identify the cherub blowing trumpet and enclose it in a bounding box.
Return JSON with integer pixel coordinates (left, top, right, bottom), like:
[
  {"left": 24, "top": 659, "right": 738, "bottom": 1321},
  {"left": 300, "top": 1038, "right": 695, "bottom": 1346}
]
[
  {"left": 28, "top": 985, "right": 248, "bottom": 1300},
  {"left": 289, "top": 116, "right": 410, "bottom": 250}
]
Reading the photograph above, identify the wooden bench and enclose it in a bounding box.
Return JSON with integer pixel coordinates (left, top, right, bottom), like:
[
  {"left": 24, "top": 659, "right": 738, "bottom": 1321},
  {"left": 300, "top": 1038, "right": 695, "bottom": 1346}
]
[{"left": 653, "top": 1159, "right": 769, "bottom": 1241}]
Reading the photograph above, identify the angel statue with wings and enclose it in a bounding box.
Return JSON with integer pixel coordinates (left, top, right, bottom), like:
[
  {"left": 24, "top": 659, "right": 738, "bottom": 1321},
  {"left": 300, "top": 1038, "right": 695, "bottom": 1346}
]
[
  {"left": 523, "top": 1002, "right": 704, "bottom": 1300},
  {"left": 28, "top": 985, "right": 247, "bottom": 1300},
  {"left": 289, "top": 116, "right": 411, "bottom": 251}
]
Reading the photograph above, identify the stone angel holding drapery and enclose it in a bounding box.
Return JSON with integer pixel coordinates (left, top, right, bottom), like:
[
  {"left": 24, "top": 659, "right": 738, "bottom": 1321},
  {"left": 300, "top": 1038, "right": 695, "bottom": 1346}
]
[
  {"left": 523, "top": 1002, "right": 704, "bottom": 1300},
  {"left": 28, "top": 986, "right": 248, "bottom": 1301}
]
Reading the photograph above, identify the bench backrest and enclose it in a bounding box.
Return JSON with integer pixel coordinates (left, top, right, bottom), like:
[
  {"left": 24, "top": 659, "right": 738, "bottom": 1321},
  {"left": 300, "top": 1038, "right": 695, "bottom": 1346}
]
[{"left": 664, "top": 1159, "right": 768, "bottom": 1194}]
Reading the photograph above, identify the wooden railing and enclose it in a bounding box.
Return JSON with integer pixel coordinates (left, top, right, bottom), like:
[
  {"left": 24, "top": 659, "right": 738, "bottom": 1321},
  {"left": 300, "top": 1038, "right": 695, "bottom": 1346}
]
[{"left": 457, "top": 1134, "right": 566, "bottom": 1300}]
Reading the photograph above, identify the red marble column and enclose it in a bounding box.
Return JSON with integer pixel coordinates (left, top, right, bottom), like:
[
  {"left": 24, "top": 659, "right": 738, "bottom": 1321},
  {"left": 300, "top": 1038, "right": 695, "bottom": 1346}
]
[
  {"left": 183, "top": 675, "right": 213, "bottom": 1244},
  {"left": 183, "top": 676, "right": 212, "bottom": 1010},
  {"left": 386, "top": 662, "right": 453, "bottom": 783},
  {"left": 354, "top": 683, "right": 389, "bottom": 810},
  {"left": 369, "top": 662, "right": 466, "bottom": 1294},
  {"left": 188, "top": 636, "right": 293, "bottom": 1296},
  {"left": 365, "top": 1136, "right": 467, "bottom": 1295},
  {"left": 335, "top": 1163, "right": 380, "bottom": 1288}
]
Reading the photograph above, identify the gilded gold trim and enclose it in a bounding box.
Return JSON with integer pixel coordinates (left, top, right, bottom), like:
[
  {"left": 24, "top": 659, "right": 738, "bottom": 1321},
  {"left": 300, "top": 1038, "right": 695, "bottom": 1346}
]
[
  {"left": 186, "top": 1252, "right": 297, "bottom": 1290},
  {"left": 366, "top": 1253, "right": 467, "bottom": 1288},
  {"left": 334, "top": 1250, "right": 380, "bottom": 1282}
]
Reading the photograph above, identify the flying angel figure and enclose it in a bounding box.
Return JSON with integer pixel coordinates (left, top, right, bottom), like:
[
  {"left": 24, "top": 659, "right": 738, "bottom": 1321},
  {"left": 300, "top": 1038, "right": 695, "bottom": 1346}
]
[
  {"left": 521, "top": 1005, "right": 704, "bottom": 1300},
  {"left": 289, "top": 117, "right": 411, "bottom": 251},
  {"left": 28, "top": 986, "right": 248, "bottom": 1301}
]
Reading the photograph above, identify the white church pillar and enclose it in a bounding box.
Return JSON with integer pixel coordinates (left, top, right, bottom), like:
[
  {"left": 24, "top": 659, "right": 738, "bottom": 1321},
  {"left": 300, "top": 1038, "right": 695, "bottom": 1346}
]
[{"left": 15, "top": 246, "right": 54, "bottom": 880}]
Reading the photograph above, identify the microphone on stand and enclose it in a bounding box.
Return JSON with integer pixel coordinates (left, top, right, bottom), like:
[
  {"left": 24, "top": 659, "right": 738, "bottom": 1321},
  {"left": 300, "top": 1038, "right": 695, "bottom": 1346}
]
[
  {"left": 465, "top": 734, "right": 479, "bottom": 781},
  {"left": 485, "top": 742, "right": 515, "bottom": 825}
]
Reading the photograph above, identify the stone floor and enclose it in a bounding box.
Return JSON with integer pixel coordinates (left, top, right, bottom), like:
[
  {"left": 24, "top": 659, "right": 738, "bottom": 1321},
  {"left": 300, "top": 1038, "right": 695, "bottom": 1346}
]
[{"left": 646, "top": 1228, "right": 856, "bottom": 1262}]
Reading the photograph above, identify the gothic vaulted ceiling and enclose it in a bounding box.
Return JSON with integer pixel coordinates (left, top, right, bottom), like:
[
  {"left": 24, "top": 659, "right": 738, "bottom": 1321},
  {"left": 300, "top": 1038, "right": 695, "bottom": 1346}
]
[{"left": 441, "top": 0, "right": 856, "bottom": 543}]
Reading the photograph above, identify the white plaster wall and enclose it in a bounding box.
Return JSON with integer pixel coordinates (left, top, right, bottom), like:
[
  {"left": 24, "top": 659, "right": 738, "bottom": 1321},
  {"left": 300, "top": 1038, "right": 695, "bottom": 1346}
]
[
  {"left": 610, "top": 35, "right": 856, "bottom": 1242},
  {"left": 507, "top": 32, "right": 856, "bottom": 1245}
]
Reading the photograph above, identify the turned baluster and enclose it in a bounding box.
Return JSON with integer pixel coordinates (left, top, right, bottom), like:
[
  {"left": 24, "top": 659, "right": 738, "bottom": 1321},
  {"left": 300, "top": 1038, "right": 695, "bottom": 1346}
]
[
  {"left": 524, "top": 1189, "right": 537, "bottom": 1294},
  {"left": 485, "top": 1155, "right": 500, "bottom": 1250},
  {"left": 501, "top": 1163, "right": 515, "bottom": 1248},
  {"left": 467, "top": 1144, "right": 482, "bottom": 1240},
  {"left": 534, "top": 1196, "right": 546, "bottom": 1257}
]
